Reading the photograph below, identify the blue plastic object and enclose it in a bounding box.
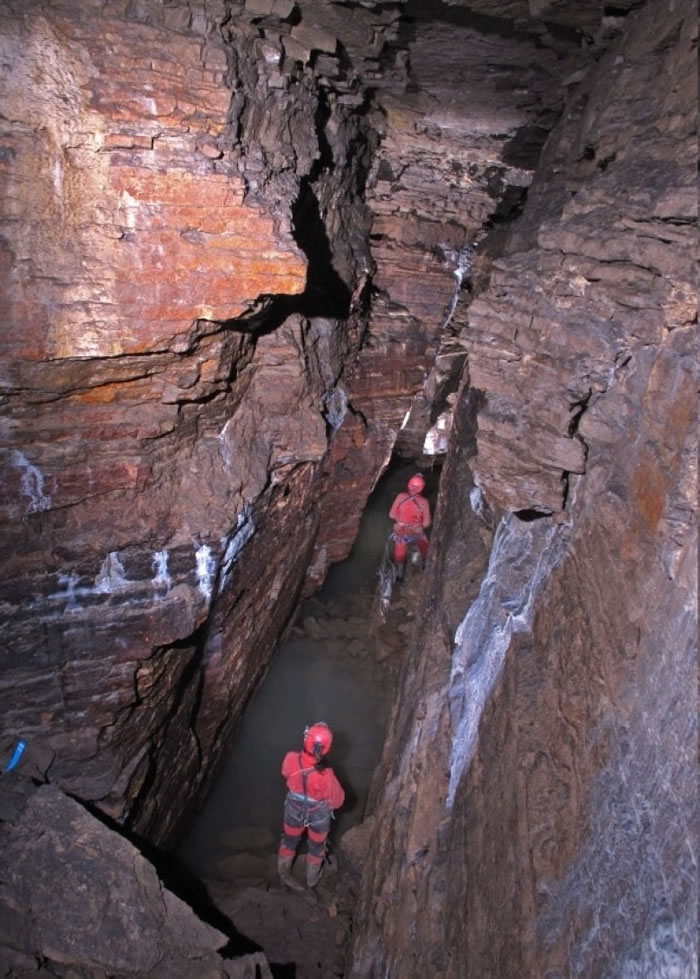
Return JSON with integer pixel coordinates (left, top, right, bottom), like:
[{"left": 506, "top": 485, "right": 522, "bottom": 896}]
[{"left": 4, "top": 740, "right": 26, "bottom": 773}]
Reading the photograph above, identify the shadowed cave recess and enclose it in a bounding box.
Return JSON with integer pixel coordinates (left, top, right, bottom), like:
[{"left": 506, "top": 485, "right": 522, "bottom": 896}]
[{"left": 0, "top": 0, "right": 696, "bottom": 977}]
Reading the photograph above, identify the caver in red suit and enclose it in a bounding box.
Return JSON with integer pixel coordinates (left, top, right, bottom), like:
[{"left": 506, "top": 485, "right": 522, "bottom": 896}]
[
  {"left": 278, "top": 722, "right": 345, "bottom": 889},
  {"left": 389, "top": 473, "right": 431, "bottom": 578}
]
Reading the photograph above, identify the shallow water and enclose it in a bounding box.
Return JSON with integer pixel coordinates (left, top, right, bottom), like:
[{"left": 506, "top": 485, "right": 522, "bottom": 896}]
[{"left": 178, "top": 459, "right": 439, "bottom": 880}]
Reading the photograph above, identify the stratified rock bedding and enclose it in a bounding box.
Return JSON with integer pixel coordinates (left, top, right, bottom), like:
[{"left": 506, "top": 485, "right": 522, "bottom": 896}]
[
  {"left": 348, "top": 1, "right": 696, "bottom": 976},
  {"left": 0, "top": 0, "right": 597, "bottom": 844},
  {"left": 0, "top": 0, "right": 695, "bottom": 975},
  {"left": 0, "top": 0, "right": 418, "bottom": 842}
]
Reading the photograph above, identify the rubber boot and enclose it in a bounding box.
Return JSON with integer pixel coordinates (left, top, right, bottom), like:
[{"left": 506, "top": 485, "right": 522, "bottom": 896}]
[
  {"left": 306, "top": 858, "right": 324, "bottom": 888},
  {"left": 278, "top": 854, "right": 305, "bottom": 891},
  {"left": 395, "top": 561, "right": 405, "bottom": 581}
]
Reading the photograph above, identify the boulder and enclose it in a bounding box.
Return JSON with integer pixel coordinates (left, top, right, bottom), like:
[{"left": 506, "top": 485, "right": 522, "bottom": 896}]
[{"left": 0, "top": 778, "right": 272, "bottom": 978}]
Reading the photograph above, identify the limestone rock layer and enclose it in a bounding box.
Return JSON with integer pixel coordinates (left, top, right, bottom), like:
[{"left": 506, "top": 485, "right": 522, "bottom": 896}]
[
  {"left": 1, "top": 0, "right": 581, "bottom": 835},
  {"left": 0, "top": 0, "right": 392, "bottom": 839},
  {"left": 0, "top": 0, "right": 696, "bottom": 975},
  {"left": 348, "top": 1, "right": 697, "bottom": 976}
]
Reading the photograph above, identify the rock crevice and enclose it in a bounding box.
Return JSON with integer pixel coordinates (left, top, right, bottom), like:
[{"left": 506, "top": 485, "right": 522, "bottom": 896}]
[{"left": 0, "top": 0, "right": 696, "bottom": 975}]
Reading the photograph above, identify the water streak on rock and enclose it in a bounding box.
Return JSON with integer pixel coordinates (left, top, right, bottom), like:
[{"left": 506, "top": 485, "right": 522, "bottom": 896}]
[
  {"left": 151, "top": 550, "right": 172, "bottom": 595},
  {"left": 219, "top": 507, "right": 256, "bottom": 592}
]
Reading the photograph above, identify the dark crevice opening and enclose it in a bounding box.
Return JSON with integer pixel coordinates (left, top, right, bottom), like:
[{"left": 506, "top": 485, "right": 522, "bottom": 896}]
[
  {"left": 486, "top": 183, "right": 530, "bottom": 226},
  {"left": 568, "top": 390, "right": 592, "bottom": 438},
  {"left": 218, "top": 169, "right": 350, "bottom": 336},
  {"left": 291, "top": 177, "right": 351, "bottom": 318},
  {"left": 501, "top": 123, "right": 554, "bottom": 170},
  {"left": 597, "top": 152, "right": 617, "bottom": 171},
  {"left": 309, "top": 91, "right": 334, "bottom": 180},
  {"left": 124, "top": 627, "right": 209, "bottom": 838},
  {"left": 603, "top": 4, "right": 642, "bottom": 15},
  {"left": 513, "top": 508, "right": 551, "bottom": 522}
]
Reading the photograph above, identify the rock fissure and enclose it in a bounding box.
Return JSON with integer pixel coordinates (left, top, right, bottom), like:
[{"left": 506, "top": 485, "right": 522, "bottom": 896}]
[{"left": 1, "top": 0, "right": 696, "bottom": 974}]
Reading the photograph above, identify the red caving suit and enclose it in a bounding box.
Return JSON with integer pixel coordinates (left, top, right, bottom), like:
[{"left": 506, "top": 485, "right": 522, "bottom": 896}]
[
  {"left": 279, "top": 749, "right": 345, "bottom": 866},
  {"left": 389, "top": 490, "right": 431, "bottom": 565}
]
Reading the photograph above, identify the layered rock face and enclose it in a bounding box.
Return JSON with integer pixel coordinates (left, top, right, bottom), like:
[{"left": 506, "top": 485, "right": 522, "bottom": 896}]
[
  {"left": 0, "top": 0, "right": 583, "bottom": 841},
  {"left": 0, "top": 0, "right": 405, "bottom": 840},
  {"left": 349, "top": 1, "right": 696, "bottom": 976},
  {"left": 1, "top": 0, "right": 696, "bottom": 974},
  {"left": 311, "top": 0, "right": 595, "bottom": 571}
]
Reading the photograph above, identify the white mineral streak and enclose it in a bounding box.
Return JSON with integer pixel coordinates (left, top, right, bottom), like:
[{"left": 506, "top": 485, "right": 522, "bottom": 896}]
[
  {"left": 422, "top": 409, "right": 451, "bottom": 456},
  {"left": 415, "top": 243, "right": 475, "bottom": 456},
  {"left": 306, "top": 543, "right": 328, "bottom": 582},
  {"left": 195, "top": 544, "right": 216, "bottom": 601},
  {"left": 217, "top": 417, "right": 235, "bottom": 469},
  {"left": 446, "top": 513, "right": 571, "bottom": 808},
  {"left": 11, "top": 450, "right": 52, "bottom": 513},
  {"left": 95, "top": 552, "right": 128, "bottom": 593},
  {"left": 55, "top": 572, "right": 83, "bottom": 613},
  {"left": 323, "top": 385, "right": 348, "bottom": 430},
  {"left": 469, "top": 484, "right": 485, "bottom": 518},
  {"left": 440, "top": 242, "right": 475, "bottom": 332},
  {"left": 219, "top": 506, "right": 256, "bottom": 592},
  {"left": 152, "top": 550, "right": 172, "bottom": 594}
]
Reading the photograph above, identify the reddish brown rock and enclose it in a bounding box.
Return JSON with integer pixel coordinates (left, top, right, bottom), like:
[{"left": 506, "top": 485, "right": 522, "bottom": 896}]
[
  {"left": 0, "top": 0, "right": 383, "bottom": 842},
  {"left": 0, "top": 7, "right": 306, "bottom": 363},
  {"left": 306, "top": 7, "right": 587, "bottom": 582},
  {"left": 1, "top": 4, "right": 695, "bottom": 976}
]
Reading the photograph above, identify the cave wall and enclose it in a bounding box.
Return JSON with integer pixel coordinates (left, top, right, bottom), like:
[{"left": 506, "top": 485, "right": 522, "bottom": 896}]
[
  {"left": 2, "top": 4, "right": 695, "bottom": 972},
  {"left": 0, "top": 0, "right": 590, "bottom": 841},
  {"left": 349, "top": 0, "right": 696, "bottom": 975},
  {"left": 0, "top": 0, "right": 316, "bottom": 841},
  {"left": 0, "top": 0, "right": 425, "bottom": 841}
]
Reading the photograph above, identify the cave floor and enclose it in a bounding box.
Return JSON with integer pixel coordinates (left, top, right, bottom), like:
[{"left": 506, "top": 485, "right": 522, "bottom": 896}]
[{"left": 188, "top": 575, "right": 425, "bottom": 978}]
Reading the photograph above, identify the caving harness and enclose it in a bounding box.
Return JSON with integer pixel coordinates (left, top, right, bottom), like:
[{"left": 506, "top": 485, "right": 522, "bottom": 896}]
[
  {"left": 392, "top": 491, "right": 428, "bottom": 543},
  {"left": 287, "top": 753, "right": 332, "bottom": 828}
]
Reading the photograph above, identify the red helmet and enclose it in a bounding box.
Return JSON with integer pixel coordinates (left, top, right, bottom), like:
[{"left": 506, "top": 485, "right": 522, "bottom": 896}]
[
  {"left": 408, "top": 474, "right": 425, "bottom": 494},
  {"left": 304, "top": 722, "right": 333, "bottom": 758}
]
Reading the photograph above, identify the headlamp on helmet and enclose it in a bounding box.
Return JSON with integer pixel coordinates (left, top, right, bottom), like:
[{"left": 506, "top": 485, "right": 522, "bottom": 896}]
[
  {"left": 408, "top": 474, "right": 425, "bottom": 494},
  {"left": 303, "top": 722, "right": 333, "bottom": 759}
]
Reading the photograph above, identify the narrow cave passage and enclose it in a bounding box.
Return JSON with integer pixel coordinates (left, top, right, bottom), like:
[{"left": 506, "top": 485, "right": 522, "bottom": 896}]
[
  {"left": 0, "top": 0, "right": 694, "bottom": 975},
  {"left": 175, "top": 457, "right": 441, "bottom": 974},
  {"left": 178, "top": 458, "right": 441, "bottom": 879}
]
